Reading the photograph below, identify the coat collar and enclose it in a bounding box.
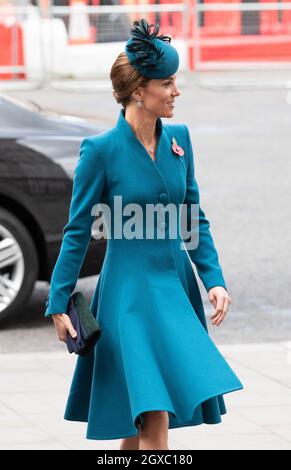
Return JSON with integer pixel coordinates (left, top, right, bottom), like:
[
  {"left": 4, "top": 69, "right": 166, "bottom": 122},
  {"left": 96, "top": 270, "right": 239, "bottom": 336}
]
[{"left": 115, "top": 108, "right": 163, "bottom": 144}]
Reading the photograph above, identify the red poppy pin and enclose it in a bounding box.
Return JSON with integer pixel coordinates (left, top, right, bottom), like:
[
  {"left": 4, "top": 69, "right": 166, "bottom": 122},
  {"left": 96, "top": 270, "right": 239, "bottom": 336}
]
[{"left": 171, "top": 137, "right": 184, "bottom": 157}]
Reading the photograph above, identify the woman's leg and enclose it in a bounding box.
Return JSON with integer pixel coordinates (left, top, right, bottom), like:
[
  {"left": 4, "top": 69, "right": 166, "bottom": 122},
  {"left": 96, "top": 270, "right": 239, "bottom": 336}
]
[
  {"left": 139, "top": 411, "right": 169, "bottom": 450},
  {"left": 119, "top": 432, "right": 140, "bottom": 450}
]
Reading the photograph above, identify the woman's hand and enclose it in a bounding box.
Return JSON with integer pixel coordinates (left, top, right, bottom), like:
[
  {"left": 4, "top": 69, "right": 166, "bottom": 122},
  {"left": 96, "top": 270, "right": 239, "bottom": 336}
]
[
  {"left": 208, "top": 286, "right": 231, "bottom": 326},
  {"left": 52, "top": 313, "right": 78, "bottom": 342}
]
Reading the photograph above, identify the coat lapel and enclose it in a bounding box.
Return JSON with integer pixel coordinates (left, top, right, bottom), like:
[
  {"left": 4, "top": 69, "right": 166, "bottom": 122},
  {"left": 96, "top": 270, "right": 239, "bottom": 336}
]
[
  {"left": 115, "top": 108, "right": 163, "bottom": 166},
  {"left": 114, "top": 109, "right": 187, "bottom": 205}
]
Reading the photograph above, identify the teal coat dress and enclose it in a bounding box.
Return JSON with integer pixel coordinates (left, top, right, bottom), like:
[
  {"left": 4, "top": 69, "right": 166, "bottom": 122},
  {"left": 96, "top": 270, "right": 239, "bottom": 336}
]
[{"left": 44, "top": 108, "right": 244, "bottom": 440}]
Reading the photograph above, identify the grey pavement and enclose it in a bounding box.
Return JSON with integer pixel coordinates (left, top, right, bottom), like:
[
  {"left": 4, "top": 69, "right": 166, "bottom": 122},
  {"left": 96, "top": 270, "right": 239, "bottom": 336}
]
[{"left": 0, "top": 341, "right": 291, "bottom": 450}]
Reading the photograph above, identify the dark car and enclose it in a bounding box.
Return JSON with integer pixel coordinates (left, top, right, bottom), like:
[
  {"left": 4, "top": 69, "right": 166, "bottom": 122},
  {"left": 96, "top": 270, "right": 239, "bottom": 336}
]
[{"left": 0, "top": 94, "right": 107, "bottom": 322}]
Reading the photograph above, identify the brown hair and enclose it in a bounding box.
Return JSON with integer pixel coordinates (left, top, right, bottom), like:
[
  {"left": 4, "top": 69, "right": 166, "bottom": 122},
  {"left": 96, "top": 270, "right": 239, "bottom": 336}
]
[{"left": 110, "top": 52, "right": 151, "bottom": 109}]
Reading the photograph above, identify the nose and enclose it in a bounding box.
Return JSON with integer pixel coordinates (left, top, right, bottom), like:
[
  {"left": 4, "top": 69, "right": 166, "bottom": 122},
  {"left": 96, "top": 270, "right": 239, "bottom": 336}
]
[{"left": 172, "top": 83, "right": 181, "bottom": 97}]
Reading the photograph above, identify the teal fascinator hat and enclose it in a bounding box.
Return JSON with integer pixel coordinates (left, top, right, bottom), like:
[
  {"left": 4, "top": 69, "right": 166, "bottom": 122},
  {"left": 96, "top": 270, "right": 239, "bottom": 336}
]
[{"left": 125, "top": 19, "right": 179, "bottom": 79}]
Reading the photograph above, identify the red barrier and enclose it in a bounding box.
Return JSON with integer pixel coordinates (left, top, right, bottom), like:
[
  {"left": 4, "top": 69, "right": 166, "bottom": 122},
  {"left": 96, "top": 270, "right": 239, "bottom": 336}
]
[
  {"left": 159, "top": 0, "right": 183, "bottom": 38},
  {"left": 120, "top": 0, "right": 156, "bottom": 26},
  {"left": 282, "top": 0, "right": 291, "bottom": 34},
  {"left": 202, "top": 0, "right": 241, "bottom": 36},
  {"left": 260, "top": 0, "right": 280, "bottom": 34},
  {"left": 187, "top": 0, "right": 291, "bottom": 68},
  {"left": 0, "top": 23, "right": 25, "bottom": 80}
]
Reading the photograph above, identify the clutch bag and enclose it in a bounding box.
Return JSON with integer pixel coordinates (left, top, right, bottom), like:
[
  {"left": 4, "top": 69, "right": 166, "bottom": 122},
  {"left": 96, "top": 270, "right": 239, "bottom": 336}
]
[{"left": 65, "top": 291, "right": 101, "bottom": 356}]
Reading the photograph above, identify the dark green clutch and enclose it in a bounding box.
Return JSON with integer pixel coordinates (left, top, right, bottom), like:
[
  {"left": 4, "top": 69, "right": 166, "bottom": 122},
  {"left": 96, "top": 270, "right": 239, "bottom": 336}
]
[{"left": 65, "top": 291, "right": 101, "bottom": 356}]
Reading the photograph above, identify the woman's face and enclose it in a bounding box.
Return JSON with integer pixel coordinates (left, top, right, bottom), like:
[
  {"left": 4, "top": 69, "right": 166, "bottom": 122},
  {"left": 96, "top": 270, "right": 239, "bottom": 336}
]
[{"left": 138, "top": 74, "right": 181, "bottom": 118}]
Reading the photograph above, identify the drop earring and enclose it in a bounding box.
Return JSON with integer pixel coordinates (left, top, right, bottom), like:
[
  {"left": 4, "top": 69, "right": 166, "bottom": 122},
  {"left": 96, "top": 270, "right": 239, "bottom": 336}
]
[{"left": 136, "top": 100, "right": 142, "bottom": 108}]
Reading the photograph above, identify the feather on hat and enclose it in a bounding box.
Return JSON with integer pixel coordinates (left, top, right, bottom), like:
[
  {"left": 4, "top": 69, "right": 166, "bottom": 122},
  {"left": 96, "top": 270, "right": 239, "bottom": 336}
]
[{"left": 125, "top": 19, "right": 179, "bottom": 79}]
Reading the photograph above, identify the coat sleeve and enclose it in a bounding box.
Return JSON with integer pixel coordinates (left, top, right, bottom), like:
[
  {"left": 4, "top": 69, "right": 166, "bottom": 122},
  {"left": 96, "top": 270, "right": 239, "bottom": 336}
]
[
  {"left": 182, "top": 124, "right": 227, "bottom": 293},
  {"left": 44, "top": 137, "right": 105, "bottom": 317}
]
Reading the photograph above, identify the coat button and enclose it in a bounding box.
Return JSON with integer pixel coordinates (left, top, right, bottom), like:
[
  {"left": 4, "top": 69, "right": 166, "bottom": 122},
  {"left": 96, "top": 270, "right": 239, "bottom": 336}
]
[{"left": 159, "top": 192, "right": 168, "bottom": 204}]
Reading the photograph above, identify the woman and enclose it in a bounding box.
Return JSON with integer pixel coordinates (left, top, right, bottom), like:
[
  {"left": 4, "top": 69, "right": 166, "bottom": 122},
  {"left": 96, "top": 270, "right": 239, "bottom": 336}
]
[{"left": 44, "top": 19, "right": 244, "bottom": 450}]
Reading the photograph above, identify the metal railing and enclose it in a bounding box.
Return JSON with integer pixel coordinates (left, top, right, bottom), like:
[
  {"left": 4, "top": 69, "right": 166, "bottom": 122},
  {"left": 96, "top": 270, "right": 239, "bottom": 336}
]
[
  {"left": 190, "top": 2, "right": 291, "bottom": 88},
  {"left": 1, "top": 1, "right": 291, "bottom": 90},
  {"left": 192, "top": 2, "right": 291, "bottom": 71}
]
